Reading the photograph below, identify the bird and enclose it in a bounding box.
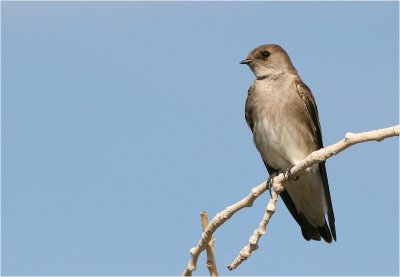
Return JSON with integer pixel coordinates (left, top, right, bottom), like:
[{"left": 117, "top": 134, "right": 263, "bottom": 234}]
[{"left": 240, "top": 44, "right": 336, "bottom": 243}]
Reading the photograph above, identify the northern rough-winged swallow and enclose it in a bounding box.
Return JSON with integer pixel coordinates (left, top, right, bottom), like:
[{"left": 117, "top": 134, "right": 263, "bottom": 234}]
[{"left": 241, "top": 44, "right": 336, "bottom": 242}]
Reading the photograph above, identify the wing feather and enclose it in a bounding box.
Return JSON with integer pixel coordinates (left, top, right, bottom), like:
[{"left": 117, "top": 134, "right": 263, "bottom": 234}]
[
  {"left": 295, "top": 80, "right": 336, "bottom": 241},
  {"left": 245, "top": 86, "right": 255, "bottom": 132}
]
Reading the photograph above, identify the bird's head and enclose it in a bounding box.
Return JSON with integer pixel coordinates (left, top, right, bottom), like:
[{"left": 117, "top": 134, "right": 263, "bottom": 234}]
[{"left": 240, "top": 44, "right": 297, "bottom": 79}]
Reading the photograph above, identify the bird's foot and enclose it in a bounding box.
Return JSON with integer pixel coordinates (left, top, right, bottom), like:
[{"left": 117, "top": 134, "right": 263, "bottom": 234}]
[
  {"left": 267, "top": 172, "right": 278, "bottom": 197},
  {"left": 280, "top": 166, "right": 299, "bottom": 181}
]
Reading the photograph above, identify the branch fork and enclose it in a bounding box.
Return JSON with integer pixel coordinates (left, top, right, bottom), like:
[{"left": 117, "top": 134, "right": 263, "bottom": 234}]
[{"left": 183, "top": 125, "right": 399, "bottom": 276}]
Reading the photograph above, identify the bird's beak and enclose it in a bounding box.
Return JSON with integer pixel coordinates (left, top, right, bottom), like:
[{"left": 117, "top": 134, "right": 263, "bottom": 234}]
[{"left": 240, "top": 59, "right": 253, "bottom": 65}]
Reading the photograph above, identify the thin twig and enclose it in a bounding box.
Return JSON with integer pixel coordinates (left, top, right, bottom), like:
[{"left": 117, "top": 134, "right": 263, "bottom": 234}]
[
  {"left": 227, "top": 185, "right": 283, "bottom": 270},
  {"left": 200, "top": 211, "right": 218, "bottom": 276}
]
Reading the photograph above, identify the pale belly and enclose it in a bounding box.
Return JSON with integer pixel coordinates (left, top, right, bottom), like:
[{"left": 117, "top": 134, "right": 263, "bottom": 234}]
[
  {"left": 253, "top": 116, "right": 327, "bottom": 226},
  {"left": 253, "top": 116, "right": 313, "bottom": 171}
]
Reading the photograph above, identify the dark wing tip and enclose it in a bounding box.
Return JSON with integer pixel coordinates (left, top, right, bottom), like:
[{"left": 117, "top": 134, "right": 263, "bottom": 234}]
[
  {"left": 298, "top": 213, "right": 335, "bottom": 243},
  {"left": 318, "top": 221, "right": 333, "bottom": 243},
  {"left": 331, "top": 224, "right": 337, "bottom": 241}
]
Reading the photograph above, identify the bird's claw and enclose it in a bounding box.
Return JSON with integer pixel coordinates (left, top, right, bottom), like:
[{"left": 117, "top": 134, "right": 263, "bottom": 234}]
[
  {"left": 267, "top": 172, "right": 277, "bottom": 197},
  {"left": 267, "top": 166, "right": 299, "bottom": 197},
  {"left": 283, "top": 166, "right": 299, "bottom": 181}
]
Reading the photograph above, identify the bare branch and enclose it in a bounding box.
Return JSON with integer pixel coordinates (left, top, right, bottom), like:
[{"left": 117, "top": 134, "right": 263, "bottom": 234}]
[
  {"left": 227, "top": 186, "right": 283, "bottom": 270},
  {"left": 182, "top": 125, "right": 399, "bottom": 276},
  {"left": 182, "top": 179, "right": 269, "bottom": 276},
  {"left": 200, "top": 211, "right": 219, "bottom": 276}
]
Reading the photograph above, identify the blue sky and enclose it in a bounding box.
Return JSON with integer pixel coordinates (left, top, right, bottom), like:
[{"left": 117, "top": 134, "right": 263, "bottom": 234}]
[{"left": 1, "top": 1, "right": 399, "bottom": 276}]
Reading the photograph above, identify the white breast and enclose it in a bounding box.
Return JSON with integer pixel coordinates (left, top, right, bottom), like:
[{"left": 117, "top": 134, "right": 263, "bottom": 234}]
[{"left": 254, "top": 117, "right": 304, "bottom": 170}]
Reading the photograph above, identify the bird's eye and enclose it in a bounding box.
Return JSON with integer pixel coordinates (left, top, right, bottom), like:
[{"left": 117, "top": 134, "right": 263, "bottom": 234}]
[{"left": 262, "top": 51, "right": 270, "bottom": 58}]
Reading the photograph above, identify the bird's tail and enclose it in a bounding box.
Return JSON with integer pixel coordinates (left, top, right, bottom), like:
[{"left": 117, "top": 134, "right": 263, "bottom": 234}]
[
  {"left": 280, "top": 189, "right": 335, "bottom": 243},
  {"left": 300, "top": 215, "right": 333, "bottom": 243}
]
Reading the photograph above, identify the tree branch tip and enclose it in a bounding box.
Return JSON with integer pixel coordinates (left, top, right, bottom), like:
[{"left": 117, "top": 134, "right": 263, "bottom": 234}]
[
  {"left": 227, "top": 262, "right": 241, "bottom": 271},
  {"left": 393, "top": 125, "right": 400, "bottom": 135}
]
